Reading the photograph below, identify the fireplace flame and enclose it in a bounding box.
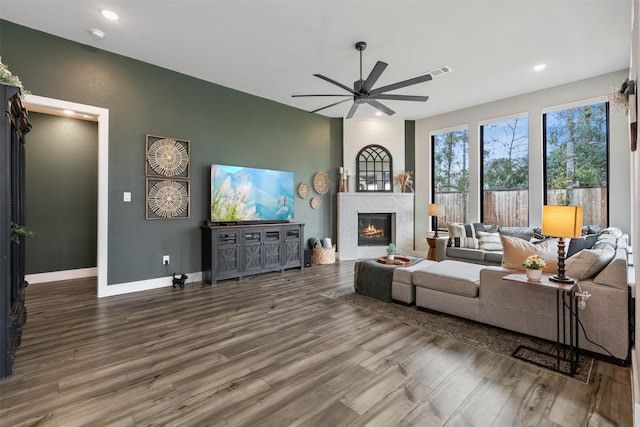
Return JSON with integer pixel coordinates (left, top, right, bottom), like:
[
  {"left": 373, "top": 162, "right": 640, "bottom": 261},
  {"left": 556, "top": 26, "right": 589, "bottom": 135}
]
[{"left": 361, "top": 224, "right": 384, "bottom": 239}]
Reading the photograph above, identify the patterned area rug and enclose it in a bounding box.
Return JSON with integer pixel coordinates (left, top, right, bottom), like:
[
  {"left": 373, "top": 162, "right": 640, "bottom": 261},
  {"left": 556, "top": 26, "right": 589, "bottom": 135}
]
[{"left": 322, "top": 287, "right": 594, "bottom": 384}]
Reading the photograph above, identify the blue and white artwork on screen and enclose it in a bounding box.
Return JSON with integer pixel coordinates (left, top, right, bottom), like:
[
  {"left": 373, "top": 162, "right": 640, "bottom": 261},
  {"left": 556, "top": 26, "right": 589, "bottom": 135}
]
[{"left": 210, "top": 164, "right": 294, "bottom": 223}]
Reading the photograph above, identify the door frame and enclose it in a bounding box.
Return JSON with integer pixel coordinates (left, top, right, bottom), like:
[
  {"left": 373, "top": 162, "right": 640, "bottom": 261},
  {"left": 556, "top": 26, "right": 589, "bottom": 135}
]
[{"left": 24, "top": 95, "right": 109, "bottom": 297}]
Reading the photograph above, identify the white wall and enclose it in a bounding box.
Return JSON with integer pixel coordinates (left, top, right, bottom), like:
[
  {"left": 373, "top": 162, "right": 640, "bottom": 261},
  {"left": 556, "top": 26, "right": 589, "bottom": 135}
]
[
  {"left": 414, "top": 70, "right": 632, "bottom": 249},
  {"left": 343, "top": 117, "right": 405, "bottom": 192}
]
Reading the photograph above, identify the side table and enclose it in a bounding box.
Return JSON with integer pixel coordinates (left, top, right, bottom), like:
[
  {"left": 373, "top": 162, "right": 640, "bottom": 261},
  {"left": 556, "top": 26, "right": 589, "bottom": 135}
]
[
  {"left": 503, "top": 273, "right": 579, "bottom": 376},
  {"left": 426, "top": 236, "right": 446, "bottom": 261}
]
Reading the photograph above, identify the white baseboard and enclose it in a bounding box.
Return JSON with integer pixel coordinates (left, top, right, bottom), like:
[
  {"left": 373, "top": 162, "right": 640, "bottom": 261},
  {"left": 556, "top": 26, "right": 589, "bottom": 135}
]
[
  {"left": 26, "top": 267, "right": 98, "bottom": 284},
  {"left": 99, "top": 271, "right": 204, "bottom": 298}
]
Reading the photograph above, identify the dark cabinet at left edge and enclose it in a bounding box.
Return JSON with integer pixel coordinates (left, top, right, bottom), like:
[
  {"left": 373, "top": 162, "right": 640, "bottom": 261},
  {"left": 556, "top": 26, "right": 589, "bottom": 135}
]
[{"left": 1, "top": 84, "right": 31, "bottom": 378}]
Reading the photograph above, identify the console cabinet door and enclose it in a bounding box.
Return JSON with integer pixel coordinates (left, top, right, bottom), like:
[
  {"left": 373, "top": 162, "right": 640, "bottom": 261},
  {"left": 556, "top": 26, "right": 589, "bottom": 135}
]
[
  {"left": 215, "top": 231, "right": 241, "bottom": 280},
  {"left": 282, "top": 225, "right": 303, "bottom": 268},
  {"left": 243, "top": 229, "right": 263, "bottom": 273},
  {"left": 263, "top": 229, "right": 281, "bottom": 270}
]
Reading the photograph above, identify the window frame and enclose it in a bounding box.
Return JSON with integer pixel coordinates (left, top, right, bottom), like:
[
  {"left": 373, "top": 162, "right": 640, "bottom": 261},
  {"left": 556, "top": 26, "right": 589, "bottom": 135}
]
[
  {"left": 479, "top": 113, "right": 529, "bottom": 226},
  {"left": 355, "top": 144, "right": 393, "bottom": 192},
  {"left": 542, "top": 99, "right": 610, "bottom": 226},
  {"left": 430, "top": 126, "right": 470, "bottom": 225}
]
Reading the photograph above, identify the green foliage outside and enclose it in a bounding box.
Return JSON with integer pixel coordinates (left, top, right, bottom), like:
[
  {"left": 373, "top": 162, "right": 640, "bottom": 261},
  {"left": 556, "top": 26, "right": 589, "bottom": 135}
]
[
  {"left": 482, "top": 117, "right": 529, "bottom": 191},
  {"left": 545, "top": 103, "right": 608, "bottom": 207}
]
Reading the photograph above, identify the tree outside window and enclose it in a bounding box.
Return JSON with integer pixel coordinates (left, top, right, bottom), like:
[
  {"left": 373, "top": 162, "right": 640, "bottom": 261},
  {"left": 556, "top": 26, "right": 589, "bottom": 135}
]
[
  {"left": 481, "top": 116, "right": 529, "bottom": 226},
  {"left": 544, "top": 102, "right": 608, "bottom": 226},
  {"left": 432, "top": 128, "right": 469, "bottom": 225}
]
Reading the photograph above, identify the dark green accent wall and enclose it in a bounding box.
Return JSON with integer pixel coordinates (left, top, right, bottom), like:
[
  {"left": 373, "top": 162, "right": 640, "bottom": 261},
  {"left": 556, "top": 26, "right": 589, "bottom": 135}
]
[
  {"left": 25, "top": 113, "right": 98, "bottom": 274},
  {"left": 1, "top": 20, "right": 337, "bottom": 285}
]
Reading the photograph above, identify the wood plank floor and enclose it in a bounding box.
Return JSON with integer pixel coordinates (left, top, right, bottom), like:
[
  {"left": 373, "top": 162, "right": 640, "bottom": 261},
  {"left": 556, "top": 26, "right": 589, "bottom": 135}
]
[{"left": 0, "top": 261, "right": 632, "bottom": 426}]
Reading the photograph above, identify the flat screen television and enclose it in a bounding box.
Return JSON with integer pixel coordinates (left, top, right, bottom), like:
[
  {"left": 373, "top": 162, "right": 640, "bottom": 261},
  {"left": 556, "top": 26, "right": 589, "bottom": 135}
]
[{"left": 210, "top": 164, "right": 294, "bottom": 224}]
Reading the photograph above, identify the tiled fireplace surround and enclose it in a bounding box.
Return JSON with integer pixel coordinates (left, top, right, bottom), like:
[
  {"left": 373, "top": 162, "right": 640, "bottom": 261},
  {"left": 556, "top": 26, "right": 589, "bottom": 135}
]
[{"left": 337, "top": 192, "right": 414, "bottom": 260}]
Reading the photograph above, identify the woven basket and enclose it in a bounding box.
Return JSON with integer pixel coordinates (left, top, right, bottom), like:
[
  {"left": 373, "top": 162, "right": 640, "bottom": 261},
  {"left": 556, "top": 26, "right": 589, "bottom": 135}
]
[{"left": 313, "top": 246, "right": 336, "bottom": 264}]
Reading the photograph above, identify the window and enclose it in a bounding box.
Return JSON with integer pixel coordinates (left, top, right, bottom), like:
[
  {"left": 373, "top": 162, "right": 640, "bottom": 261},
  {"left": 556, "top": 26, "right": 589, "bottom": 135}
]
[
  {"left": 431, "top": 128, "right": 469, "bottom": 224},
  {"left": 356, "top": 145, "right": 392, "bottom": 192},
  {"left": 481, "top": 116, "right": 529, "bottom": 226},
  {"left": 543, "top": 102, "right": 608, "bottom": 226}
]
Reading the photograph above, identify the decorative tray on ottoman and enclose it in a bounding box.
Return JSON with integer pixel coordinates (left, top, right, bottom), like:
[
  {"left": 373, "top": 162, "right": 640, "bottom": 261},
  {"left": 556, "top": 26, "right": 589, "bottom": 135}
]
[{"left": 377, "top": 256, "right": 412, "bottom": 266}]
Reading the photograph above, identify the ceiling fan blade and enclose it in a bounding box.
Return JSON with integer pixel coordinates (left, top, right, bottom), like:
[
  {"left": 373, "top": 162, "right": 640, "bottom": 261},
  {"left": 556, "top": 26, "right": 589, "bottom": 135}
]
[
  {"left": 369, "top": 74, "right": 433, "bottom": 96},
  {"left": 366, "top": 99, "right": 396, "bottom": 116},
  {"left": 313, "top": 74, "right": 358, "bottom": 95},
  {"left": 292, "top": 94, "right": 352, "bottom": 98},
  {"left": 369, "top": 94, "right": 429, "bottom": 102},
  {"left": 346, "top": 103, "right": 360, "bottom": 119},
  {"left": 309, "top": 98, "right": 352, "bottom": 114},
  {"left": 360, "top": 61, "right": 388, "bottom": 93}
]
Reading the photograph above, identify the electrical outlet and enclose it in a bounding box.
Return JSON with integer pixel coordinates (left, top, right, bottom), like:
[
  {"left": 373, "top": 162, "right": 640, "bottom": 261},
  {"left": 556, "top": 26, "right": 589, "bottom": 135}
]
[{"left": 163, "top": 255, "right": 170, "bottom": 265}]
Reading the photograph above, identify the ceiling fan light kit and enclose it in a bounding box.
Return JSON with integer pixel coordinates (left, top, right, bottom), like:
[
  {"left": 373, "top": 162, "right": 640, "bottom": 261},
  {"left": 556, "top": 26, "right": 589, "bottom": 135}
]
[{"left": 293, "top": 41, "right": 449, "bottom": 119}]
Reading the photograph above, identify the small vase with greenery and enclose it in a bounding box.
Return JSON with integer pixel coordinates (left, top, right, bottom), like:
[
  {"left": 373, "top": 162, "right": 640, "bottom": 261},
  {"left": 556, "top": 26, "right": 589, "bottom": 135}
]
[{"left": 386, "top": 243, "right": 397, "bottom": 260}]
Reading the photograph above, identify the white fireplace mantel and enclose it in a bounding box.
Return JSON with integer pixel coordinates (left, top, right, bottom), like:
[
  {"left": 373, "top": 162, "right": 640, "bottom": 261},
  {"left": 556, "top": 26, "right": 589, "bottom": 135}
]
[{"left": 337, "top": 192, "right": 414, "bottom": 260}]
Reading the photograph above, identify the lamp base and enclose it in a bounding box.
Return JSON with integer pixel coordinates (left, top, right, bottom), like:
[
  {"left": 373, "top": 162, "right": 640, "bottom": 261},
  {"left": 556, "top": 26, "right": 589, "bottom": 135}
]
[{"left": 549, "top": 275, "right": 574, "bottom": 284}]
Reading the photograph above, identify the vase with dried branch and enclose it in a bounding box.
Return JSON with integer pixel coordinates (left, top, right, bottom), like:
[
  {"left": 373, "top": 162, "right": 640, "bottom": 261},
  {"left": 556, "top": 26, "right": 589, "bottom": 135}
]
[{"left": 396, "top": 170, "right": 413, "bottom": 193}]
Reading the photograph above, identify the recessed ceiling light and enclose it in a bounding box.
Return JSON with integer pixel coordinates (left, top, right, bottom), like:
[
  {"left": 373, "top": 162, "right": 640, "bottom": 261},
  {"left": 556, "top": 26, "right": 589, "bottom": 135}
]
[
  {"left": 533, "top": 64, "right": 546, "bottom": 72},
  {"left": 63, "top": 110, "right": 74, "bottom": 115},
  {"left": 375, "top": 111, "right": 383, "bottom": 116},
  {"left": 90, "top": 29, "right": 105, "bottom": 39},
  {"left": 101, "top": 9, "right": 119, "bottom": 20}
]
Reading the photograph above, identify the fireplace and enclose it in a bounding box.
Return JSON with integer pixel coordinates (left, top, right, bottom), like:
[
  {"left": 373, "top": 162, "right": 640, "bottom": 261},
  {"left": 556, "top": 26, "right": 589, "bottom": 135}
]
[{"left": 358, "top": 213, "right": 392, "bottom": 246}]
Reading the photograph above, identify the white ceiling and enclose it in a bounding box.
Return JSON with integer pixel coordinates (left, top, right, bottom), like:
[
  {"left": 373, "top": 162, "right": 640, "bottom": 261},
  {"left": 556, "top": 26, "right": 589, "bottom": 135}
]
[{"left": 0, "top": 0, "right": 632, "bottom": 120}]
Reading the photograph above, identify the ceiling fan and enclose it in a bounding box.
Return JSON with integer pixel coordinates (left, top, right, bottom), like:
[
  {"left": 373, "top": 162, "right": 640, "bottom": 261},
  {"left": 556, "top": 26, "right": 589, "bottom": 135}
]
[{"left": 293, "top": 41, "right": 449, "bottom": 119}]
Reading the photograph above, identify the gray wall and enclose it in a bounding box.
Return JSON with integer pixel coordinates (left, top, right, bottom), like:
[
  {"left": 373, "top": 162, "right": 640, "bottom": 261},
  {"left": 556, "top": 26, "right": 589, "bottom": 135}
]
[
  {"left": 25, "top": 113, "right": 98, "bottom": 273},
  {"left": 1, "top": 20, "right": 337, "bottom": 285}
]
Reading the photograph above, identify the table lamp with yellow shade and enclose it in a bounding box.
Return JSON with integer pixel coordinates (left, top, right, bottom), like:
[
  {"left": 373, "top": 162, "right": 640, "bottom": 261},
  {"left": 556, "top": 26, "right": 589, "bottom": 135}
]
[
  {"left": 428, "top": 203, "right": 445, "bottom": 238},
  {"left": 541, "top": 205, "right": 583, "bottom": 284}
]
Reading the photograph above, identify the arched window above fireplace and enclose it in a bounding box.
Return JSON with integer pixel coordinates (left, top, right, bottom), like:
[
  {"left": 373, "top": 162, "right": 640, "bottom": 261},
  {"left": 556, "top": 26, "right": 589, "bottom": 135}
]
[{"left": 356, "top": 144, "right": 393, "bottom": 192}]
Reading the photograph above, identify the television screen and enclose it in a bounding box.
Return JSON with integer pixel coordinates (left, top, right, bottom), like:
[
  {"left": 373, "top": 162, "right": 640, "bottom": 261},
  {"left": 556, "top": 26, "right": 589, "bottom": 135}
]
[{"left": 211, "top": 164, "right": 294, "bottom": 223}]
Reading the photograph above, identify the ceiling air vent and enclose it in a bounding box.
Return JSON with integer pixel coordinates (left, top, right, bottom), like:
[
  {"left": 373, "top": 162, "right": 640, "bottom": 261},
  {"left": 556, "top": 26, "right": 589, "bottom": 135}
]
[{"left": 427, "top": 65, "right": 452, "bottom": 78}]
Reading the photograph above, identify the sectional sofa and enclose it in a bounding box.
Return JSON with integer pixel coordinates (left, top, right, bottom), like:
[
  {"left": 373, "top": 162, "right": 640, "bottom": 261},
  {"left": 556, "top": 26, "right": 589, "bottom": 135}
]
[{"left": 391, "top": 227, "right": 633, "bottom": 363}]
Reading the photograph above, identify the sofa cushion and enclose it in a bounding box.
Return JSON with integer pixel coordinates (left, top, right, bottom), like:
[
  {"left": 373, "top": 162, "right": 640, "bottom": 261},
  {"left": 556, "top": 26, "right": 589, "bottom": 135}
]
[
  {"left": 567, "top": 234, "right": 598, "bottom": 258},
  {"left": 412, "top": 260, "right": 483, "bottom": 298},
  {"left": 447, "top": 222, "right": 479, "bottom": 249},
  {"left": 484, "top": 251, "right": 504, "bottom": 264},
  {"left": 392, "top": 260, "right": 436, "bottom": 284},
  {"left": 499, "top": 226, "right": 534, "bottom": 241},
  {"left": 565, "top": 247, "right": 616, "bottom": 280},
  {"left": 477, "top": 231, "right": 502, "bottom": 251},
  {"left": 447, "top": 247, "right": 485, "bottom": 261},
  {"left": 500, "top": 235, "right": 558, "bottom": 273}
]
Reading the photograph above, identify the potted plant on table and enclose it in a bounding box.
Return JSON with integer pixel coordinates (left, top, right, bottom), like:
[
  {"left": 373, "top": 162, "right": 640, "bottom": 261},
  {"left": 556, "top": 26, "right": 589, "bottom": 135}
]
[
  {"left": 522, "top": 255, "right": 546, "bottom": 281},
  {"left": 386, "top": 243, "right": 397, "bottom": 261}
]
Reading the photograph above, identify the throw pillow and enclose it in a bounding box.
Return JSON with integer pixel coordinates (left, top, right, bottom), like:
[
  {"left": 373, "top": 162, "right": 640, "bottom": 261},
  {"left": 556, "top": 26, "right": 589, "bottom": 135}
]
[
  {"left": 477, "top": 231, "right": 502, "bottom": 251},
  {"left": 499, "top": 226, "right": 534, "bottom": 241},
  {"left": 600, "top": 226, "right": 623, "bottom": 239},
  {"left": 565, "top": 247, "right": 616, "bottom": 280},
  {"left": 567, "top": 234, "right": 598, "bottom": 258},
  {"left": 447, "top": 222, "right": 479, "bottom": 249},
  {"left": 500, "top": 235, "right": 558, "bottom": 273},
  {"left": 592, "top": 233, "right": 617, "bottom": 251}
]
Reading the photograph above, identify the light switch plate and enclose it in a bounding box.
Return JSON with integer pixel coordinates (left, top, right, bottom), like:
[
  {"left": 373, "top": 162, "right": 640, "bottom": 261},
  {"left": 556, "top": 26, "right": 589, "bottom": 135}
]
[{"left": 123, "top": 192, "right": 131, "bottom": 202}]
